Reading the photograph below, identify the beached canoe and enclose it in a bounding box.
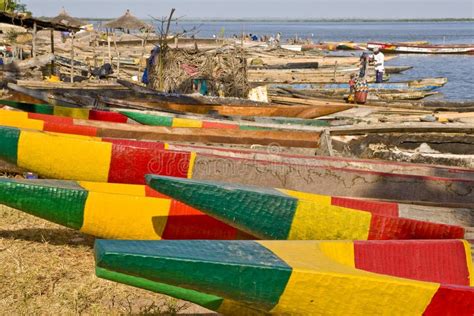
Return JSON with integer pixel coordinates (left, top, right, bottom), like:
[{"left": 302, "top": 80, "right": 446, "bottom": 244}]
[
  {"left": 1, "top": 126, "right": 473, "bottom": 205},
  {"left": 102, "top": 96, "right": 352, "bottom": 119},
  {"left": 0, "top": 178, "right": 251, "bottom": 240},
  {"left": 368, "top": 42, "right": 474, "bottom": 54},
  {"left": 7, "top": 82, "right": 354, "bottom": 119},
  {"left": 146, "top": 175, "right": 464, "bottom": 240},
  {"left": 95, "top": 239, "right": 474, "bottom": 315},
  {"left": 0, "top": 109, "right": 322, "bottom": 148},
  {"left": 0, "top": 99, "right": 135, "bottom": 123}
]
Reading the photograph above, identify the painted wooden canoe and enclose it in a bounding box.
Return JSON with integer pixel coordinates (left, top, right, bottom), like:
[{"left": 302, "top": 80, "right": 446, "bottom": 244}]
[
  {"left": 95, "top": 239, "right": 474, "bottom": 315},
  {"left": 0, "top": 99, "right": 135, "bottom": 124},
  {"left": 269, "top": 77, "right": 448, "bottom": 92},
  {"left": 368, "top": 42, "right": 474, "bottom": 54},
  {"left": 102, "top": 96, "right": 353, "bottom": 119},
  {"left": 146, "top": 175, "right": 465, "bottom": 240},
  {"left": 0, "top": 100, "right": 273, "bottom": 130},
  {"left": 1, "top": 126, "right": 473, "bottom": 205},
  {"left": 0, "top": 110, "right": 322, "bottom": 148},
  {"left": 0, "top": 178, "right": 251, "bottom": 240},
  {"left": 1, "top": 116, "right": 469, "bottom": 181},
  {"left": 8, "top": 82, "right": 354, "bottom": 119}
]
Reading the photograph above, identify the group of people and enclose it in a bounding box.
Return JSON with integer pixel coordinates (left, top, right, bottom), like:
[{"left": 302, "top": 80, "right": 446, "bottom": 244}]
[{"left": 232, "top": 32, "right": 282, "bottom": 44}]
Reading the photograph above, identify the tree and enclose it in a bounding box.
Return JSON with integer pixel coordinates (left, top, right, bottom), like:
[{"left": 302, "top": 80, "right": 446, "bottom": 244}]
[{"left": 1, "top": 0, "right": 29, "bottom": 14}]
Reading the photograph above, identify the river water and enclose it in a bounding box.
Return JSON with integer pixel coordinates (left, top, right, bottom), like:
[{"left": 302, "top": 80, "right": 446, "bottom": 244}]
[{"left": 174, "top": 21, "right": 474, "bottom": 100}]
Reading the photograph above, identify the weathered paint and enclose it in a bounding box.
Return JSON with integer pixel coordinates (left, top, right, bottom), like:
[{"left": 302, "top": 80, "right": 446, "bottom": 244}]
[
  {"left": 0, "top": 99, "right": 54, "bottom": 114},
  {"left": 120, "top": 110, "right": 269, "bottom": 130},
  {"left": 0, "top": 127, "right": 194, "bottom": 184},
  {"left": 0, "top": 178, "right": 249, "bottom": 240},
  {"left": 94, "top": 240, "right": 474, "bottom": 315},
  {"left": 18, "top": 130, "right": 113, "bottom": 182},
  {"left": 0, "top": 125, "right": 472, "bottom": 205},
  {"left": 0, "top": 100, "right": 129, "bottom": 123},
  {"left": 146, "top": 175, "right": 465, "bottom": 240}
]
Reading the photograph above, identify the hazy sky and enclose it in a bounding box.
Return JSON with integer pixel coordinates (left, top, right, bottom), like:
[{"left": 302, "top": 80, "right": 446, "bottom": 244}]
[{"left": 22, "top": 0, "right": 474, "bottom": 19}]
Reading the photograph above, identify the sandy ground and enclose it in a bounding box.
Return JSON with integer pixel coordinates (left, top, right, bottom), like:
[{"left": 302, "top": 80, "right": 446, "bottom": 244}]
[{"left": 0, "top": 205, "right": 214, "bottom": 315}]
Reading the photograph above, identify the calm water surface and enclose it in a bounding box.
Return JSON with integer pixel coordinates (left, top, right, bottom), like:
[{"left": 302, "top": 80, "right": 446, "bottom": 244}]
[
  {"left": 175, "top": 21, "right": 474, "bottom": 100},
  {"left": 96, "top": 21, "right": 473, "bottom": 100}
]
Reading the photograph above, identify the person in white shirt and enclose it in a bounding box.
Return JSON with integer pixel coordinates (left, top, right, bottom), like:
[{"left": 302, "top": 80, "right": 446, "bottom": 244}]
[{"left": 373, "top": 47, "right": 385, "bottom": 83}]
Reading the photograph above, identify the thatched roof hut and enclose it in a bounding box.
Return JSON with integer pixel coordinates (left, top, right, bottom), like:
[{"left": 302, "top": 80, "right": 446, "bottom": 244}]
[
  {"left": 50, "top": 8, "right": 85, "bottom": 27},
  {"left": 103, "top": 9, "right": 153, "bottom": 31}
]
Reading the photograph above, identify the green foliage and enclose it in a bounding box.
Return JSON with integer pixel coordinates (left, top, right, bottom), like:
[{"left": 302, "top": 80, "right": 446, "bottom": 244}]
[{"left": 1, "top": 0, "right": 29, "bottom": 13}]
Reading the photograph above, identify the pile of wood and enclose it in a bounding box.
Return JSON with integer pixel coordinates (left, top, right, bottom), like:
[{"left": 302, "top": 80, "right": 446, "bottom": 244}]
[{"left": 148, "top": 47, "right": 249, "bottom": 98}]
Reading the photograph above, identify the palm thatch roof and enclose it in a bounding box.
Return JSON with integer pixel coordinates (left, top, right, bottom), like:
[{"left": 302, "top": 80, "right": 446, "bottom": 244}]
[
  {"left": 50, "top": 8, "right": 85, "bottom": 27},
  {"left": 103, "top": 9, "right": 153, "bottom": 31}
]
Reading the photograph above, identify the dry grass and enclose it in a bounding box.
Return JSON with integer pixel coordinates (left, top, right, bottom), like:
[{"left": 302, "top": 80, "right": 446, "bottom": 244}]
[{"left": 0, "top": 205, "right": 214, "bottom": 315}]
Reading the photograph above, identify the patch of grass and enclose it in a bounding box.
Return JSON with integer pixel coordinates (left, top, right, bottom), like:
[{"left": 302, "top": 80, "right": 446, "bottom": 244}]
[{"left": 0, "top": 205, "right": 213, "bottom": 315}]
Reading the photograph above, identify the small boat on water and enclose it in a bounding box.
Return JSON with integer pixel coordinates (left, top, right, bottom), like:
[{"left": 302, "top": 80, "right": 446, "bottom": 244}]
[
  {"left": 269, "top": 77, "right": 448, "bottom": 92},
  {"left": 368, "top": 42, "right": 474, "bottom": 54},
  {"left": 1, "top": 126, "right": 473, "bottom": 205},
  {"left": 146, "top": 175, "right": 465, "bottom": 240},
  {"left": 94, "top": 239, "right": 474, "bottom": 315},
  {"left": 0, "top": 178, "right": 251, "bottom": 240}
]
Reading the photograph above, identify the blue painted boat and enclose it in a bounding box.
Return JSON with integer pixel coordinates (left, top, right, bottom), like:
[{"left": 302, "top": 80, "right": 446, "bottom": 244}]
[{"left": 269, "top": 78, "right": 447, "bottom": 92}]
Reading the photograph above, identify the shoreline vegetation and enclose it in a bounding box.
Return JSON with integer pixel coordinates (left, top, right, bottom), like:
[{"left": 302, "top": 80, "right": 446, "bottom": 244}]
[{"left": 38, "top": 17, "right": 474, "bottom": 23}]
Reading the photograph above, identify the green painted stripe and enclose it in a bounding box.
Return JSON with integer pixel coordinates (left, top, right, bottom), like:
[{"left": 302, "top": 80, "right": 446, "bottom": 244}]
[
  {"left": 0, "top": 126, "right": 20, "bottom": 164},
  {"left": 95, "top": 240, "right": 292, "bottom": 310},
  {"left": 0, "top": 178, "right": 87, "bottom": 229},
  {"left": 146, "top": 175, "right": 297, "bottom": 240},
  {"left": 238, "top": 125, "right": 272, "bottom": 131},
  {"left": 0, "top": 100, "right": 54, "bottom": 114},
  {"left": 271, "top": 118, "right": 330, "bottom": 127},
  {"left": 95, "top": 267, "right": 224, "bottom": 311},
  {"left": 120, "top": 111, "right": 173, "bottom": 127}
]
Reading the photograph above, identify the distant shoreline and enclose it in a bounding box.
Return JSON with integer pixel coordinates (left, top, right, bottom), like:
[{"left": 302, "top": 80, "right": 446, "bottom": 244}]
[{"left": 40, "top": 17, "right": 474, "bottom": 23}]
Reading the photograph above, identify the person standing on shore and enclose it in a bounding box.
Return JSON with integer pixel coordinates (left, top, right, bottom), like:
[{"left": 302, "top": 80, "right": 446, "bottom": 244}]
[{"left": 373, "top": 47, "right": 385, "bottom": 83}]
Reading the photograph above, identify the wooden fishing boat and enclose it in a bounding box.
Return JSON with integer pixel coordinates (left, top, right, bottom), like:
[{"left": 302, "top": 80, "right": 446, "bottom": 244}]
[
  {"left": 146, "top": 175, "right": 465, "bottom": 240},
  {"left": 8, "top": 82, "right": 353, "bottom": 119},
  {"left": 0, "top": 109, "right": 322, "bottom": 148},
  {"left": 95, "top": 239, "right": 474, "bottom": 315},
  {"left": 368, "top": 42, "right": 474, "bottom": 54},
  {"left": 1, "top": 126, "right": 473, "bottom": 205},
  {"left": 0, "top": 178, "right": 251, "bottom": 240},
  {"left": 0, "top": 99, "right": 332, "bottom": 130},
  {"left": 248, "top": 68, "right": 391, "bottom": 83},
  {"left": 101, "top": 96, "right": 353, "bottom": 119},
  {"left": 0, "top": 100, "right": 135, "bottom": 123},
  {"left": 269, "top": 77, "right": 448, "bottom": 92}
]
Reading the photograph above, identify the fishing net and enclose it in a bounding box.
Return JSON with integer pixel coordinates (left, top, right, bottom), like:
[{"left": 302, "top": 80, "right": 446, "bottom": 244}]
[{"left": 148, "top": 47, "right": 249, "bottom": 98}]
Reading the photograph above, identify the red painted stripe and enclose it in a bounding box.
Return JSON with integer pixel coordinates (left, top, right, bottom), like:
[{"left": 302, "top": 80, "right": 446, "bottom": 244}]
[
  {"left": 354, "top": 240, "right": 470, "bottom": 285},
  {"left": 108, "top": 146, "right": 191, "bottom": 184},
  {"left": 28, "top": 113, "right": 74, "bottom": 125},
  {"left": 202, "top": 121, "right": 239, "bottom": 129},
  {"left": 43, "top": 121, "right": 99, "bottom": 137},
  {"left": 424, "top": 285, "right": 474, "bottom": 316},
  {"left": 331, "top": 197, "right": 399, "bottom": 217},
  {"left": 102, "top": 138, "right": 165, "bottom": 150},
  {"left": 89, "top": 109, "right": 129, "bottom": 123},
  {"left": 145, "top": 186, "right": 244, "bottom": 240},
  {"left": 368, "top": 214, "right": 465, "bottom": 240}
]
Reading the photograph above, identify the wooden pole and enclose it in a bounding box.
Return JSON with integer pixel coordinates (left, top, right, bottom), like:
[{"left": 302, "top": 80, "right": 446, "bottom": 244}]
[
  {"left": 107, "top": 35, "right": 112, "bottom": 65},
  {"left": 32, "top": 22, "right": 37, "bottom": 58},
  {"left": 93, "top": 31, "right": 98, "bottom": 68},
  {"left": 112, "top": 34, "right": 120, "bottom": 78},
  {"left": 50, "top": 29, "right": 55, "bottom": 75},
  {"left": 70, "top": 34, "right": 75, "bottom": 83},
  {"left": 137, "top": 34, "right": 148, "bottom": 79}
]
